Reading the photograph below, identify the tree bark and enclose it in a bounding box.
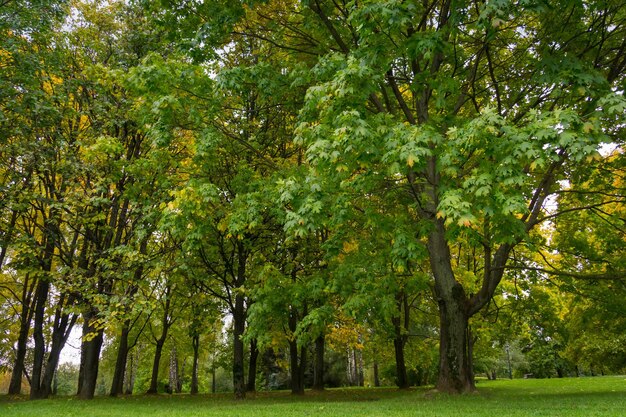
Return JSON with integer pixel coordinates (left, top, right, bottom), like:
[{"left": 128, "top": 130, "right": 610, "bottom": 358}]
[
  {"left": 147, "top": 338, "right": 166, "bottom": 394},
  {"left": 169, "top": 346, "right": 180, "bottom": 393},
  {"left": 147, "top": 283, "right": 173, "bottom": 394},
  {"left": 110, "top": 324, "right": 131, "bottom": 396},
  {"left": 288, "top": 309, "right": 306, "bottom": 395},
  {"left": 232, "top": 292, "right": 246, "bottom": 399},
  {"left": 8, "top": 316, "right": 30, "bottom": 395},
  {"left": 373, "top": 360, "right": 380, "bottom": 387},
  {"left": 8, "top": 275, "right": 36, "bottom": 395},
  {"left": 124, "top": 349, "right": 137, "bottom": 394},
  {"left": 191, "top": 334, "right": 200, "bottom": 394},
  {"left": 393, "top": 337, "right": 409, "bottom": 389},
  {"left": 246, "top": 338, "right": 258, "bottom": 393},
  {"left": 40, "top": 300, "right": 78, "bottom": 398},
  {"left": 78, "top": 309, "right": 105, "bottom": 400},
  {"left": 29, "top": 280, "right": 50, "bottom": 400},
  {"left": 428, "top": 219, "right": 475, "bottom": 393},
  {"left": 312, "top": 335, "right": 325, "bottom": 391},
  {"left": 392, "top": 291, "right": 410, "bottom": 389}
]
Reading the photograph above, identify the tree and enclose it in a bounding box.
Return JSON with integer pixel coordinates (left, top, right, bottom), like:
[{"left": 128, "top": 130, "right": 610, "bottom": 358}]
[{"left": 233, "top": 0, "right": 626, "bottom": 393}]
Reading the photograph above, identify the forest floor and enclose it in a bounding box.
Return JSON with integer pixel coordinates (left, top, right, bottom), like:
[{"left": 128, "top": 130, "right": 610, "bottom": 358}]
[{"left": 1, "top": 376, "right": 625, "bottom": 416}]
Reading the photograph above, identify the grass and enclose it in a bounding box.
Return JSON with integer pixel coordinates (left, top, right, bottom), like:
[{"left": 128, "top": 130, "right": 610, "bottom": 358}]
[{"left": 1, "top": 376, "right": 625, "bottom": 417}]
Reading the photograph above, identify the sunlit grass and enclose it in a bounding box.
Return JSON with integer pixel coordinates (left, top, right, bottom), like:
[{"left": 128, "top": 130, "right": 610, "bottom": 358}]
[{"left": 2, "top": 376, "right": 625, "bottom": 417}]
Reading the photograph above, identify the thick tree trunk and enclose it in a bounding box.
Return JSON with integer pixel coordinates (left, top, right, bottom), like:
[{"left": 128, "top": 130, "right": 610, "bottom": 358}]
[
  {"left": 312, "top": 335, "right": 325, "bottom": 391},
  {"left": 233, "top": 293, "right": 246, "bottom": 399},
  {"left": 78, "top": 310, "right": 105, "bottom": 400},
  {"left": 428, "top": 220, "right": 475, "bottom": 394},
  {"left": 191, "top": 334, "right": 200, "bottom": 395},
  {"left": 246, "top": 339, "right": 258, "bottom": 393},
  {"left": 436, "top": 298, "right": 474, "bottom": 393},
  {"left": 110, "top": 324, "right": 131, "bottom": 396}
]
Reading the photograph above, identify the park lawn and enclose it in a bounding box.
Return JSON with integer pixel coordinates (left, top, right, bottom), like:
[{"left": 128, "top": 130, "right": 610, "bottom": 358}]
[{"left": 1, "top": 376, "right": 625, "bottom": 417}]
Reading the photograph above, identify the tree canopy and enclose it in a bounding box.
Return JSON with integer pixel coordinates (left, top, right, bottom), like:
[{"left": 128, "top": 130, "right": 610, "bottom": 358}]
[{"left": 0, "top": 0, "right": 624, "bottom": 399}]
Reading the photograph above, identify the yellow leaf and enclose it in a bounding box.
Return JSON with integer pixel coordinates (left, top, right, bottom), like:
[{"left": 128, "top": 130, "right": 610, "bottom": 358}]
[{"left": 407, "top": 155, "right": 416, "bottom": 167}]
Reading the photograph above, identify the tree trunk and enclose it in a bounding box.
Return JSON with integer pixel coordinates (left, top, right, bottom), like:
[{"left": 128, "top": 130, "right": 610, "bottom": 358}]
[
  {"left": 29, "top": 280, "right": 50, "bottom": 400},
  {"left": 288, "top": 305, "right": 306, "bottom": 395},
  {"left": 393, "top": 337, "right": 409, "bottom": 389},
  {"left": 147, "top": 338, "right": 165, "bottom": 394},
  {"left": 8, "top": 319, "right": 29, "bottom": 395},
  {"left": 312, "top": 335, "right": 325, "bottom": 391},
  {"left": 211, "top": 363, "right": 217, "bottom": 394},
  {"left": 169, "top": 346, "right": 180, "bottom": 393},
  {"left": 147, "top": 283, "right": 172, "bottom": 394},
  {"left": 373, "top": 360, "right": 380, "bottom": 387},
  {"left": 427, "top": 219, "right": 475, "bottom": 394},
  {"left": 436, "top": 298, "right": 474, "bottom": 393},
  {"left": 124, "top": 349, "right": 137, "bottom": 395},
  {"left": 246, "top": 338, "right": 258, "bottom": 393},
  {"left": 289, "top": 338, "right": 306, "bottom": 395},
  {"left": 232, "top": 292, "right": 246, "bottom": 399},
  {"left": 78, "top": 310, "right": 105, "bottom": 400},
  {"left": 8, "top": 283, "right": 35, "bottom": 395},
  {"left": 110, "top": 324, "right": 131, "bottom": 396},
  {"left": 191, "top": 334, "right": 199, "bottom": 395},
  {"left": 392, "top": 291, "right": 410, "bottom": 389},
  {"left": 40, "top": 305, "right": 78, "bottom": 398}
]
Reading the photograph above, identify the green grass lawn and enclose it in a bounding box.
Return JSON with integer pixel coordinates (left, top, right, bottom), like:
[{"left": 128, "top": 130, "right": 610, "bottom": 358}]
[{"left": 2, "top": 376, "right": 625, "bottom": 417}]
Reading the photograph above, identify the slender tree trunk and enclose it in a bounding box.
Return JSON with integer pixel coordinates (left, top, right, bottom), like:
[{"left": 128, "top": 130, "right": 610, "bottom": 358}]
[
  {"left": 373, "top": 360, "right": 380, "bottom": 387},
  {"left": 246, "top": 338, "right": 258, "bottom": 393},
  {"left": 110, "top": 324, "right": 131, "bottom": 396},
  {"left": 232, "top": 292, "right": 246, "bottom": 399},
  {"left": 40, "top": 306, "right": 78, "bottom": 398},
  {"left": 8, "top": 279, "right": 36, "bottom": 395},
  {"left": 0, "top": 209, "right": 18, "bottom": 268},
  {"left": 392, "top": 291, "right": 409, "bottom": 389},
  {"left": 312, "top": 335, "right": 325, "bottom": 391},
  {"left": 357, "top": 348, "right": 364, "bottom": 387},
  {"left": 8, "top": 317, "right": 30, "bottom": 395},
  {"left": 29, "top": 280, "right": 50, "bottom": 400},
  {"left": 191, "top": 334, "right": 200, "bottom": 394},
  {"left": 110, "top": 239, "right": 146, "bottom": 396},
  {"left": 147, "top": 338, "right": 165, "bottom": 394},
  {"left": 288, "top": 310, "right": 306, "bottom": 395},
  {"left": 124, "top": 349, "right": 137, "bottom": 395},
  {"left": 299, "top": 344, "right": 307, "bottom": 391},
  {"left": 147, "top": 283, "right": 172, "bottom": 394},
  {"left": 393, "top": 337, "right": 409, "bottom": 389},
  {"left": 211, "top": 362, "right": 217, "bottom": 394},
  {"left": 169, "top": 346, "right": 180, "bottom": 393}
]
